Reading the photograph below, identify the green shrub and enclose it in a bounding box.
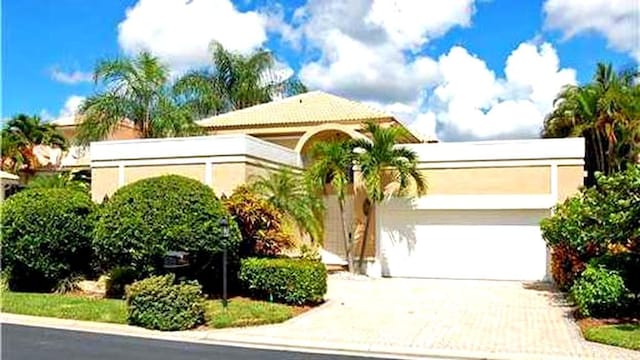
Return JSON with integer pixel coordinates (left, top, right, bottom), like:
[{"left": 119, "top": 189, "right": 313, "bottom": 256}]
[
  {"left": 106, "top": 266, "right": 138, "bottom": 299},
  {"left": 541, "top": 166, "right": 640, "bottom": 289},
  {"left": 239, "top": 258, "right": 326, "bottom": 305},
  {"left": 224, "top": 186, "right": 294, "bottom": 258},
  {"left": 590, "top": 253, "right": 640, "bottom": 297},
  {"left": 126, "top": 274, "right": 205, "bottom": 331},
  {"left": 93, "top": 175, "right": 241, "bottom": 276},
  {"left": 1, "top": 188, "right": 95, "bottom": 291},
  {"left": 570, "top": 265, "right": 629, "bottom": 317}
]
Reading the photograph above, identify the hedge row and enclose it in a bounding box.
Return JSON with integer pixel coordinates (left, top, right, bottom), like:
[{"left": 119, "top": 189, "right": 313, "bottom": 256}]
[{"left": 239, "top": 257, "right": 326, "bottom": 305}]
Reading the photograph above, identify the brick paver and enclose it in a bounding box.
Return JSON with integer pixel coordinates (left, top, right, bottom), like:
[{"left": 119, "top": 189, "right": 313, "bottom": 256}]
[{"left": 206, "top": 277, "right": 640, "bottom": 360}]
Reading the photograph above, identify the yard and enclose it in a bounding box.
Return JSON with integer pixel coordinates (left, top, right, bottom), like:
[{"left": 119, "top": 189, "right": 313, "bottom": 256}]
[
  {"left": 578, "top": 319, "right": 640, "bottom": 351},
  {"left": 1, "top": 292, "right": 305, "bottom": 329}
]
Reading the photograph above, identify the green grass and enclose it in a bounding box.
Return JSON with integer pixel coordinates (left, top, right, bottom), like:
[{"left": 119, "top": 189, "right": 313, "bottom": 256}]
[
  {"left": 1, "top": 292, "right": 302, "bottom": 329},
  {"left": 583, "top": 324, "right": 640, "bottom": 351},
  {"left": 1, "top": 292, "right": 127, "bottom": 324},
  {"left": 205, "top": 297, "right": 301, "bottom": 328}
]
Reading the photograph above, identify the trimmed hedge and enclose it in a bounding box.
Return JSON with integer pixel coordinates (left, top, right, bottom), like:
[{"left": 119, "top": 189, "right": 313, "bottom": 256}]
[
  {"left": 1, "top": 188, "right": 95, "bottom": 291},
  {"left": 570, "top": 265, "right": 629, "bottom": 317},
  {"left": 93, "top": 175, "right": 241, "bottom": 276},
  {"left": 126, "top": 274, "right": 205, "bottom": 331},
  {"left": 239, "top": 258, "right": 326, "bottom": 305}
]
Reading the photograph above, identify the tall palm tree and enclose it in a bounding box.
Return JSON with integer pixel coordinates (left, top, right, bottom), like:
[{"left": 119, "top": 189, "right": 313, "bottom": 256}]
[
  {"left": 306, "top": 139, "right": 356, "bottom": 271},
  {"left": 351, "top": 122, "right": 427, "bottom": 270},
  {"left": 543, "top": 62, "right": 639, "bottom": 184},
  {"left": 1, "top": 114, "right": 67, "bottom": 174},
  {"left": 249, "top": 169, "right": 324, "bottom": 245},
  {"left": 174, "top": 42, "right": 307, "bottom": 118},
  {"left": 76, "top": 51, "right": 201, "bottom": 145}
]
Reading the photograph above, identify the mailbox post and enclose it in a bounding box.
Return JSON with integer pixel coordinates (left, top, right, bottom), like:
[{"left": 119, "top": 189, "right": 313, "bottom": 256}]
[{"left": 220, "top": 217, "right": 230, "bottom": 309}]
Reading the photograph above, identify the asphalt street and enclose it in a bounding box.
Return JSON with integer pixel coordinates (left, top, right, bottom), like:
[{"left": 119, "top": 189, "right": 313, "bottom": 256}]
[{"left": 1, "top": 324, "right": 396, "bottom": 360}]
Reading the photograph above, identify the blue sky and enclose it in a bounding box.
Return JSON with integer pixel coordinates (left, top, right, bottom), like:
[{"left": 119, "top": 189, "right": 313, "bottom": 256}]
[{"left": 2, "top": 0, "right": 638, "bottom": 140}]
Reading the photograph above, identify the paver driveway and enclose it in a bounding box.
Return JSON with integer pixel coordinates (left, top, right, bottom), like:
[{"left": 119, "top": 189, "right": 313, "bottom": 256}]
[{"left": 208, "top": 276, "right": 639, "bottom": 360}]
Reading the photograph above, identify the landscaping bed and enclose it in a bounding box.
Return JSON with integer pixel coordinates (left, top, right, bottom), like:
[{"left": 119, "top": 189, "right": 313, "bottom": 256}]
[
  {"left": 577, "top": 317, "right": 640, "bottom": 351},
  {"left": 1, "top": 292, "right": 307, "bottom": 330}
]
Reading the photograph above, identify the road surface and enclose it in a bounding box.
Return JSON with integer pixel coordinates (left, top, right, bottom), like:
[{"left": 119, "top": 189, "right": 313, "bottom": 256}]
[{"left": 2, "top": 323, "right": 395, "bottom": 360}]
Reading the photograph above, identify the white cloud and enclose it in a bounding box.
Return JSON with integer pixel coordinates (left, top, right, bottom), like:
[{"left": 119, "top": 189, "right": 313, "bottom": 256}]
[
  {"left": 544, "top": 0, "right": 640, "bottom": 60},
  {"left": 366, "top": 0, "right": 475, "bottom": 50},
  {"left": 427, "top": 42, "right": 577, "bottom": 140},
  {"left": 294, "top": 0, "right": 467, "bottom": 104},
  {"left": 117, "top": 0, "right": 269, "bottom": 71},
  {"left": 50, "top": 69, "right": 93, "bottom": 84},
  {"left": 46, "top": 95, "right": 86, "bottom": 125},
  {"left": 287, "top": 0, "right": 576, "bottom": 141},
  {"left": 58, "top": 95, "right": 85, "bottom": 118}
]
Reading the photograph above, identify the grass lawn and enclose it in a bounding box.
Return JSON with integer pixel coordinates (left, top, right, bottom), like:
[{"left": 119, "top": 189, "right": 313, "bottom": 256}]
[
  {"left": 1, "top": 292, "right": 305, "bottom": 329},
  {"left": 205, "top": 297, "right": 305, "bottom": 328},
  {"left": 582, "top": 323, "right": 640, "bottom": 351},
  {"left": 1, "top": 292, "right": 127, "bottom": 324}
]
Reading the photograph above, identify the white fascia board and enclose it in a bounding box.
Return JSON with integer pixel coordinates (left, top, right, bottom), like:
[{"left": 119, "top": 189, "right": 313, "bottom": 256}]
[
  {"left": 90, "top": 134, "right": 302, "bottom": 168},
  {"left": 383, "top": 194, "right": 557, "bottom": 210},
  {"left": 403, "top": 138, "right": 585, "bottom": 163}
]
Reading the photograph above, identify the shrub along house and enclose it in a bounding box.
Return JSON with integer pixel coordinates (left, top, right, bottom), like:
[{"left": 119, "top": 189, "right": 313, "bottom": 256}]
[{"left": 79, "top": 91, "right": 585, "bottom": 281}]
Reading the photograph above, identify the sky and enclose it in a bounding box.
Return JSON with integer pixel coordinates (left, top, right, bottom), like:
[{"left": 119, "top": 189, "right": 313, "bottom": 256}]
[{"left": 2, "top": 0, "right": 639, "bottom": 141}]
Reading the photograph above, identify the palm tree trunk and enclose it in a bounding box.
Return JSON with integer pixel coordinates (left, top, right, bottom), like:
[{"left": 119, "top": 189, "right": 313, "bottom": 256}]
[
  {"left": 357, "top": 203, "right": 373, "bottom": 273},
  {"left": 338, "top": 200, "right": 354, "bottom": 272}
]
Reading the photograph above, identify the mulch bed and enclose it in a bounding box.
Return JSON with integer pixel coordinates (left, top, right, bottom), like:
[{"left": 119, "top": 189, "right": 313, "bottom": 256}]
[{"left": 576, "top": 316, "right": 640, "bottom": 333}]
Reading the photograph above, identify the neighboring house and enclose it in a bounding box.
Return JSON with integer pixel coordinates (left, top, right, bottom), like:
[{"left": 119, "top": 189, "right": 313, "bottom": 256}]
[
  {"left": 1, "top": 171, "right": 20, "bottom": 201},
  {"left": 88, "top": 91, "right": 585, "bottom": 281}
]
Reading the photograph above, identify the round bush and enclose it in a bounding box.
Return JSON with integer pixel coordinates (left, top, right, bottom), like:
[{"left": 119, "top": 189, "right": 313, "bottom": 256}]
[
  {"left": 1, "top": 188, "right": 95, "bottom": 291},
  {"left": 126, "top": 274, "right": 205, "bottom": 331},
  {"left": 93, "top": 175, "right": 241, "bottom": 275},
  {"left": 239, "top": 257, "right": 327, "bottom": 305},
  {"left": 570, "top": 265, "right": 629, "bottom": 317}
]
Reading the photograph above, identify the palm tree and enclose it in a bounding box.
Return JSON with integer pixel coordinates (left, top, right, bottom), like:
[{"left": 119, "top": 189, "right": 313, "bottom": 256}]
[
  {"left": 1, "top": 114, "right": 67, "bottom": 174},
  {"left": 306, "top": 139, "right": 356, "bottom": 271},
  {"left": 543, "top": 62, "right": 639, "bottom": 184},
  {"left": 174, "top": 42, "right": 307, "bottom": 118},
  {"left": 351, "top": 122, "right": 427, "bottom": 270},
  {"left": 76, "top": 51, "right": 201, "bottom": 145},
  {"left": 249, "top": 169, "right": 324, "bottom": 245}
]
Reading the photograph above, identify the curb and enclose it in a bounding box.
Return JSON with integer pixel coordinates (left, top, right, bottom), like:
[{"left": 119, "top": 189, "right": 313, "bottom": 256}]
[{"left": 1, "top": 313, "right": 598, "bottom": 360}]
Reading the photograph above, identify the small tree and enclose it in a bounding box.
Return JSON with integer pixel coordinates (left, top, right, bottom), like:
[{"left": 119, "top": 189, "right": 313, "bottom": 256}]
[
  {"left": 306, "top": 139, "right": 356, "bottom": 271},
  {"left": 249, "top": 169, "right": 324, "bottom": 244},
  {"left": 352, "top": 122, "right": 427, "bottom": 270}
]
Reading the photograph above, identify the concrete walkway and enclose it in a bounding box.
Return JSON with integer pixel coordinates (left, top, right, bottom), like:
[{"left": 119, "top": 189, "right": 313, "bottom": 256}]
[{"left": 3, "top": 277, "right": 639, "bottom": 360}]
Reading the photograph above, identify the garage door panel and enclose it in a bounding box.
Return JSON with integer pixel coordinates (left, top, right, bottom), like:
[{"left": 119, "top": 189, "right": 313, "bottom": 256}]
[{"left": 379, "top": 209, "right": 549, "bottom": 281}]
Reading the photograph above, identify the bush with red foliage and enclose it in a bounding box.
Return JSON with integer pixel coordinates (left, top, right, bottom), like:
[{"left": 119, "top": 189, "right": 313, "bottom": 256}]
[{"left": 224, "top": 186, "right": 294, "bottom": 258}]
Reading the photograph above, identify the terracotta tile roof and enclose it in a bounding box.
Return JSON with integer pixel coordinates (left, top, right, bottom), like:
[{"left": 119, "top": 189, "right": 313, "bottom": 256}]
[{"left": 196, "top": 91, "right": 393, "bottom": 128}]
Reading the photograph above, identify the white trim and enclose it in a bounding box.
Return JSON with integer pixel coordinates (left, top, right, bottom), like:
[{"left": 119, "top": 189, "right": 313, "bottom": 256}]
[
  {"left": 118, "top": 164, "right": 125, "bottom": 186},
  {"left": 90, "top": 134, "right": 302, "bottom": 168},
  {"left": 383, "top": 194, "right": 557, "bottom": 210},
  {"left": 417, "top": 158, "right": 584, "bottom": 169},
  {"left": 92, "top": 155, "right": 297, "bottom": 171},
  {"left": 204, "top": 161, "right": 212, "bottom": 186},
  {"left": 404, "top": 137, "right": 585, "bottom": 163}
]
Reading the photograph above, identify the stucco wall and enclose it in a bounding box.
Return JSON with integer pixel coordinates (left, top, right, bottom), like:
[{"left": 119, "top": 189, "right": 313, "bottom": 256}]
[
  {"left": 91, "top": 167, "right": 119, "bottom": 202},
  {"left": 125, "top": 164, "right": 205, "bottom": 184},
  {"left": 424, "top": 166, "right": 551, "bottom": 195}
]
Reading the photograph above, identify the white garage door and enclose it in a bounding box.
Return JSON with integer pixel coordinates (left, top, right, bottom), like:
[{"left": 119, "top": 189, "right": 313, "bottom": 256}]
[{"left": 378, "top": 208, "right": 549, "bottom": 281}]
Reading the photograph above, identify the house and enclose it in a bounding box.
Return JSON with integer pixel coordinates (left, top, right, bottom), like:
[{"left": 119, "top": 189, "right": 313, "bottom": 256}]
[{"left": 85, "top": 91, "right": 584, "bottom": 281}]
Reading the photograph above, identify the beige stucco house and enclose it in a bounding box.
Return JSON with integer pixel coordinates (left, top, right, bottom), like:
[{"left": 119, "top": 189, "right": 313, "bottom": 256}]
[{"left": 79, "top": 91, "right": 585, "bottom": 280}]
